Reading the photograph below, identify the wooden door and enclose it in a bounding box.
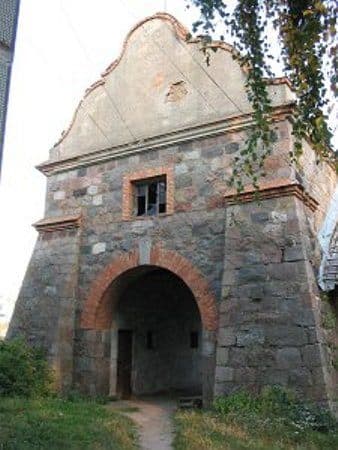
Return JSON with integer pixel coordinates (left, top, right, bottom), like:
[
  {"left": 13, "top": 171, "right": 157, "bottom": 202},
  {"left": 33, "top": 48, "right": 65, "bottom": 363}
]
[{"left": 116, "top": 330, "right": 133, "bottom": 399}]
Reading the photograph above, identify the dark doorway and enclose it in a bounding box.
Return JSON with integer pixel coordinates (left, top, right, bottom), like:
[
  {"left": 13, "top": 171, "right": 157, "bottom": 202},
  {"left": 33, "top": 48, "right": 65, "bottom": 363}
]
[
  {"left": 116, "top": 330, "right": 133, "bottom": 398},
  {"left": 115, "top": 267, "right": 202, "bottom": 397}
]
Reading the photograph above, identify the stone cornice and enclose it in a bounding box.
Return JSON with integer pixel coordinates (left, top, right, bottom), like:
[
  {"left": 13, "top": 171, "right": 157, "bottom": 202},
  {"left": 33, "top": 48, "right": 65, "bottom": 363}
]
[
  {"left": 37, "top": 104, "right": 295, "bottom": 176},
  {"left": 33, "top": 214, "right": 82, "bottom": 232},
  {"left": 224, "top": 179, "right": 319, "bottom": 212}
]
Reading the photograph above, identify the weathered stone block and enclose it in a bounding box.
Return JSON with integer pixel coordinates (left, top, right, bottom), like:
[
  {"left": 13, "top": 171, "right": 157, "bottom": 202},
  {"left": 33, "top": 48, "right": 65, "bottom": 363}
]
[
  {"left": 216, "top": 347, "right": 229, "bottom": 365},
  {"left": 218, "top": 328, "right": 236, "bottom": 346},
  {"left": 176, "top": 174, "right": 193, "bottom": 188},
  {"left": 276, "top": 347, "right": 301, "bottom": 369},
  {"left": 87, "top": 185, "right": 98, "bottom": 195},
  {"left": 77, "top": 167, "right": 87, "bottom": 177},
  {"left": 93, "top": 194, "right": 103, "bottom": 206},
  {"left": 289, "top": 368, "right": 313, "bottom": 387},
  {"left": 92, "top": 242, "right": 106, "bottom": 254},
  {"left": 237, "top": 327, "right": 265, "bottom": 347},
  {"left": 265, "top": 326, "right": 308, "bottom": 347},
  {"left": 215, "top": 366, "right": 234, "bottom": 382},
  {"left": 264, "top": 369, "right": 288, "bottom": 386},
  {"left": 283, "top": 245, "right": 304, "bottom": 262},
  {"left": 203, "top": 147, "right": 223, "bottom": 159},
  {"left": 251, "top": 212, "right": 269, "bottom": 223},
  {"left": 74, "top": 188, "right": 87, "bottom": 198},
  {"left": 224, "top": 142, "right": 239, "bottom": 154},
  {"left": 302, "top": 344, "right": 323, "bottom": 367},
  {"left": 237, "top": 265, "right": 267, "bottom": 283},
  {"left": 53, "top": 191, "right": 65, "bottom": 200}
]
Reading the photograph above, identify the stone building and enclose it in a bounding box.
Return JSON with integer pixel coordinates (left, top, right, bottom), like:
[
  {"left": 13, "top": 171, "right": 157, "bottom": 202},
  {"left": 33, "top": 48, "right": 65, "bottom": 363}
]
[
  {"left": 8, "top": 13, "right": 338, "bottom": 409},
  {"left": 0, "top": 0, "right": 20, "bottom": 173}
]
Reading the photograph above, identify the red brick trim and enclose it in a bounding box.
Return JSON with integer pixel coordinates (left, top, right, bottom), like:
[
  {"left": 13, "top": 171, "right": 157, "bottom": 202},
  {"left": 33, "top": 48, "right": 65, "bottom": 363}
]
[
  {"left": 122, "top": 166, "right": 174, "bottom": 220},
  {"left": 224, "top": 179, "right": 319, "bottom": 212},
  {"left": 33, "top": 214, "right": 81, "bottom": 232},
  {"left": 81, "top": 245, "right": 218, "bottom": 332}
]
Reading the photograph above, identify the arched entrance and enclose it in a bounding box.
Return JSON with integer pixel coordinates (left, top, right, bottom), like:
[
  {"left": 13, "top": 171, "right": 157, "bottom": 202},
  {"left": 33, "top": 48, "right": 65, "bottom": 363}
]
[
  {"left": 111, "top": 266, "right": 202, "bottom": 398},
  {"left": 80, "top": 246, "right": 218, "bottom": 405}
]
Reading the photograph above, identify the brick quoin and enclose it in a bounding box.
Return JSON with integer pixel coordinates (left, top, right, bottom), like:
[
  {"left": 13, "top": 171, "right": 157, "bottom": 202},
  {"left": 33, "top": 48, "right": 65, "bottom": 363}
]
[{"left": 81, "top": 245, "right": 218, "bottom": 331}]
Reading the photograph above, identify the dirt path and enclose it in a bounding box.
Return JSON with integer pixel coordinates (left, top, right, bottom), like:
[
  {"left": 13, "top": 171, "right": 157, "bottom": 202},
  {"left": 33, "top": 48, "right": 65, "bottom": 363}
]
[{"left": 109, "top": 397, "right": 176, "bottom": 450}]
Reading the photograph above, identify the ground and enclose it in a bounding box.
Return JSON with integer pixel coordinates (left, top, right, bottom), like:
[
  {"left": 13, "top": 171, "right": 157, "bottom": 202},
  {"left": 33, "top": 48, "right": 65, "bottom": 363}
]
[
  {"left": 2, "top": 395, "right": 338, "bottom": 449},
  {"left": 0, "top": 397, "right": 137, "bottom": 450},
  {"left": 173, "top": 408, "right": 338, "bottom": 450},
  {"left": 109, "top": 397, "right": 176, "bottom": 450}
]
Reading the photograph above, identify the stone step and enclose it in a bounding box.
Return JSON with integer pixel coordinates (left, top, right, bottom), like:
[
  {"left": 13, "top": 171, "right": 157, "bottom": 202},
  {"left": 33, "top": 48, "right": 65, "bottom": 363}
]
[{"left": 178, "top": 396, "right": 203, "bottom": 409}]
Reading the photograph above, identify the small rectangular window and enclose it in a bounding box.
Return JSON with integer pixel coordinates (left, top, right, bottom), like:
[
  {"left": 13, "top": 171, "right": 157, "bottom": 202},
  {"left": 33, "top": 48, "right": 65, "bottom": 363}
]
[
  {"left": 190, "top": 332, "right": 199, "bottom": 349},
  {"left": 134, "top": 176, "right": 166, "bottom": 217},
  {"left": 146, "top": 331, "right": 154, "bottom": 349}
]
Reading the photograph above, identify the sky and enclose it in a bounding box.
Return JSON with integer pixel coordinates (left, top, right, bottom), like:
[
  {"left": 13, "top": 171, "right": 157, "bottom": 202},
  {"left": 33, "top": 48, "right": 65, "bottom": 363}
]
[{"left": 0, "top": 0, "right": 336, "bottom": 326}]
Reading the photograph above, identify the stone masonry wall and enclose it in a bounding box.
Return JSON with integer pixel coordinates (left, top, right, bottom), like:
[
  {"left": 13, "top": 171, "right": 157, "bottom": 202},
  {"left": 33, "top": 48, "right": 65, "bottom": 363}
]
[
  {"left": 8, "top": 117, "right": 337, "bottom": 405},
  {"left": 7, "top": 228, "right": 80, "bottom": 390},
  {"left": 297, "top": 142, "right": 338, "bottom": 412},
  {"left": 216, "top": 194, "right": 335, "bottom": 410}
]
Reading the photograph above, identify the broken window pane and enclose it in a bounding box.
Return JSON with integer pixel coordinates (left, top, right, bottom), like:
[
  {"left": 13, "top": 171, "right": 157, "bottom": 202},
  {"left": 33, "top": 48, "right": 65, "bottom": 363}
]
[
  {"left": 159, "top": 181, "right": 166, "bottom": 213},
  {"left": 147, "top": 182, "right": 158, "bottom": 215},
  {"left": 136, "top": 184, "right": 147, "bottom": 216},
  {"left": 133, "top": 176, "right": 167, "bottom": 217}
]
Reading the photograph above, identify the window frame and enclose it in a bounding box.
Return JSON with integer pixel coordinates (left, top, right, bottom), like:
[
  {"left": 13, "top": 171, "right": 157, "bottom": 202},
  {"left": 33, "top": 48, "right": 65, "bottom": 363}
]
[
  {"left": 133, "top": 175, "right": 167, "bottom": 217},
  {"left": 122, "top": 166, "right": 174, "bottom": 221}
]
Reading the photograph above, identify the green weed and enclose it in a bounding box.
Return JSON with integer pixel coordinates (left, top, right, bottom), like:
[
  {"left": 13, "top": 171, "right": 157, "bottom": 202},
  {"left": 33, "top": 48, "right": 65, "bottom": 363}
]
[
  {"left": 174, "top": 386, "right": 338, "bottom": 450},
  {"left": 0, "top": 397, "right": 138, "bottom": 449}
]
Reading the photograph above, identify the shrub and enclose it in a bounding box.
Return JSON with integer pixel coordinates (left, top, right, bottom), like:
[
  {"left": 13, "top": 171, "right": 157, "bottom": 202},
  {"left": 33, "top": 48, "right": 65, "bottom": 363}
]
[
  {"left": 0, "top": 338, "right": 53, "bottom": 397},
  {"left": 214, "top": 386, "right": 337, "bottom": 435}
]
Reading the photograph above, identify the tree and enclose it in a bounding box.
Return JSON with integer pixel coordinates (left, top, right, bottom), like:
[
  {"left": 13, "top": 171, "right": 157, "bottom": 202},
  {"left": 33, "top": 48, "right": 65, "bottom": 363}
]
[{"left": 185, "top": 0, "right": 337, "bottom": 190}]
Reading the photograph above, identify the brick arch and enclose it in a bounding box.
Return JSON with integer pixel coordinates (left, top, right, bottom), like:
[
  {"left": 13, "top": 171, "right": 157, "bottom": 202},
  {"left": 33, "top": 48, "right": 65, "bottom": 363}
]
[{"left": 81, "top": 245, "right": 218, "bottom": 332}]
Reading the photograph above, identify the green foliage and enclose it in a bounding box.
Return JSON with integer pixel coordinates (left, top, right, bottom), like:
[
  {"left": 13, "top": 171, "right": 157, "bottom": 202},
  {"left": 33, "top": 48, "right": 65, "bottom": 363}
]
[
  {"left": 174, "top": 386, "right": 338, "bottom": 449},
  {"left": 214, "top": 386, "right": 337, "bottom": 435},
  {"left": 320, "top": 291, "right": 331, "bottom": 302},
  {"left": 323, "top": 309, "right": 337, "bottom": 329},
  {"left": 185, "top": 0, "right": 337, "bottom": 189},
  {"left": 0, "top": 338, "right": 53, "bottom": 397},
  {"left": 0, "top": 397, "right": 137, "bottom": 450}
]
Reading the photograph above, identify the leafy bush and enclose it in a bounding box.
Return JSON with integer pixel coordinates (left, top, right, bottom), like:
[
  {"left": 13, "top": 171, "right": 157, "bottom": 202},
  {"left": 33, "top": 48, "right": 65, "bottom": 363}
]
[
  {"left": 0, "top": 338, "right": 53, "bottom": 397},
  {"left": 214, "top": 386, "right": 337, "bottom": 437}
]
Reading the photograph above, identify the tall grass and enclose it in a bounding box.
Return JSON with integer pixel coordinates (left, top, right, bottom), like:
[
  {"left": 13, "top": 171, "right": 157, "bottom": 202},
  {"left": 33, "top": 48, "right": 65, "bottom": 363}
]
[{"left": 174, "top": 386, "right": 338, "bottom": 450}]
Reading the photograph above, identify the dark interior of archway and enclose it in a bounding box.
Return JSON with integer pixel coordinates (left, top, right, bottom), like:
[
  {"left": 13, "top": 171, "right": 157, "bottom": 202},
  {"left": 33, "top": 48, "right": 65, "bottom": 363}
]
[{"left": 115, "top": 266, "right": 202, "bottom": 397}]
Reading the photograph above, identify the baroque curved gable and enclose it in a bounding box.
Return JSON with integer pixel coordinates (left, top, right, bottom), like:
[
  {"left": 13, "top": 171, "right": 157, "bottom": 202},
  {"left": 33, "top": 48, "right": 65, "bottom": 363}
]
[{"left": 49, "top": 12, "right": 294, "bottom": 164}]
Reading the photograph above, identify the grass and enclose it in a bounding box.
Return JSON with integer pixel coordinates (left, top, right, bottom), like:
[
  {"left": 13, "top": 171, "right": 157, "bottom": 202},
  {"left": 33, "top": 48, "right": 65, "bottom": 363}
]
[
  {"left": 0, "top": 397, "right": 138, "bottom": 450},
  {"left": 174, "top": 410, "right": 338, "bottom": 449},
  {"left": 173, "top": 387, "right": 338, "bottom": 450}
]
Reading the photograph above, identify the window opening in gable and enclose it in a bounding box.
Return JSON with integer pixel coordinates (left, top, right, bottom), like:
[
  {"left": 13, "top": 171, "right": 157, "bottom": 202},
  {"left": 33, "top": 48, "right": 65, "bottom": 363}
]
[{"left": 134, "top": 176, "right": 167, "bottom": 217}]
